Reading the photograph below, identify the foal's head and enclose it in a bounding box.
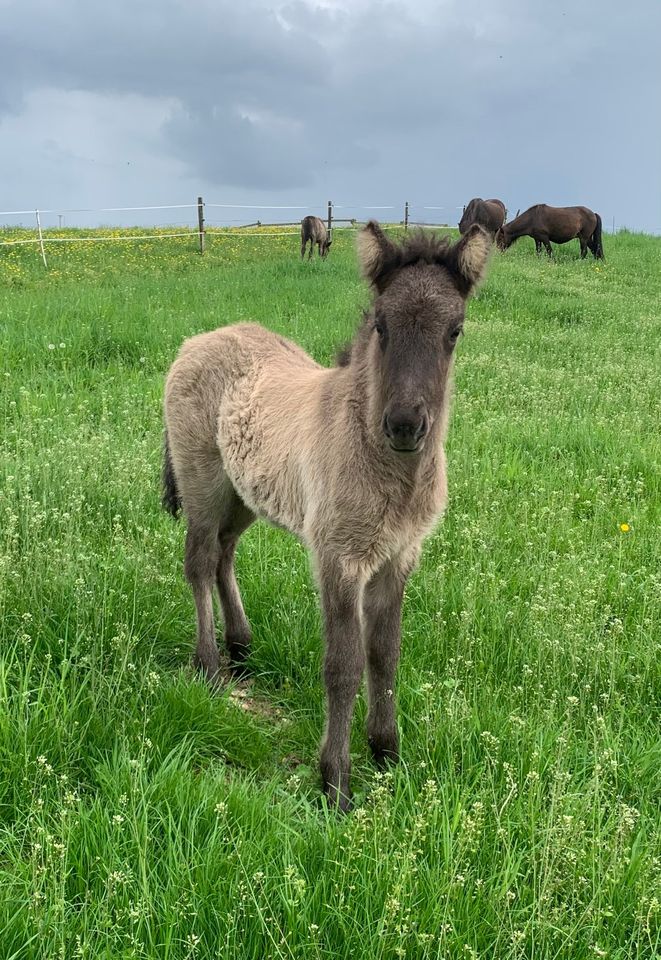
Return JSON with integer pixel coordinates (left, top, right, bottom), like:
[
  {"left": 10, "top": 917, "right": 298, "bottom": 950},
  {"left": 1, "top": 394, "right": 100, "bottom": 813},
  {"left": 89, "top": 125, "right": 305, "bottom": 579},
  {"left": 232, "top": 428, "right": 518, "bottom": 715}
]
[{"left": 356, "top": 220, "right": 491, "bottom": 455}]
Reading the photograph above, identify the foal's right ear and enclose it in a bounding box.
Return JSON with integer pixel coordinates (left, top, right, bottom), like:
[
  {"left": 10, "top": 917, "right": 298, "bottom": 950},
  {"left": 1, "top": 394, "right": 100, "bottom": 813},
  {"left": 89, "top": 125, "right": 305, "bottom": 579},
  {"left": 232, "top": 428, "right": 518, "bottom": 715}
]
[
  {"left": 357, "top": 220, "right": 399, "bottom": 291},
  {"left": 450, "top": 223, "right": 492, "bottom": 296}
]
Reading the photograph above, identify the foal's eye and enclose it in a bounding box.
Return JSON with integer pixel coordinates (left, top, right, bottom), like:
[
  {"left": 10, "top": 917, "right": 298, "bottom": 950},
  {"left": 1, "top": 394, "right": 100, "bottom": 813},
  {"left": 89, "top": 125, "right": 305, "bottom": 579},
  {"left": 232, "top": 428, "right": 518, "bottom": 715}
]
[
  {"left": 449, "top": 326, "right": 463, "bottom": 344},
  {"left": 373, "top": 320, "right": 386, "bottom": 339}
]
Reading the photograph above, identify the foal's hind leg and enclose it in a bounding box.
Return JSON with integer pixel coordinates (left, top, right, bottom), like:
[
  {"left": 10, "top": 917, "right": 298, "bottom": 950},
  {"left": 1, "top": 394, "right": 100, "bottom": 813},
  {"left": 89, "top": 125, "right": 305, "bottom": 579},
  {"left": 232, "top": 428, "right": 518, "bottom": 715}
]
[
  {"left": 185, "top": 515, "right": 223, "bottom": 682},
  {"left": 216, "top": 498, "right": 255, "bottom": 677}
]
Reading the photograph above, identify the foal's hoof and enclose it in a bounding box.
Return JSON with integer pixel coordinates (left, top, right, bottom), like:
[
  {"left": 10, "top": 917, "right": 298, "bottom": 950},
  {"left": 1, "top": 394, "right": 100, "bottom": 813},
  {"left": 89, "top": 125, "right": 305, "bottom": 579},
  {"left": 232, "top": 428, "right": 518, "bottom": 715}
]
[
  {"left": 323, "top": 782, "right": 353, "bottom": 815},
  {"left": 193, "top": 654, "right": 222, "bottom": 688},
  {"left": 227, "top": 649, "right": 251, "bottom": 680},
  {"left": 226, "top": 636, "right": 251, "bottom": 680},
  {"left": 228, "top": 660, "right": 251, "bottom": 681},
  {"left": 368, "top": 734, "right": 400, "bottom": 768}
]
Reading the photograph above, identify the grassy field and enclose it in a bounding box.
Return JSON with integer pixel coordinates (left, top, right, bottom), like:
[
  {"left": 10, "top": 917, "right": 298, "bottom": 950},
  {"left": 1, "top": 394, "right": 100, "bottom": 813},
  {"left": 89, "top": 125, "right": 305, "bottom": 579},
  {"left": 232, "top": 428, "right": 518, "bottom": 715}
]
[{"left": 0, "top": 224, "right": 660, "bottom": 959}]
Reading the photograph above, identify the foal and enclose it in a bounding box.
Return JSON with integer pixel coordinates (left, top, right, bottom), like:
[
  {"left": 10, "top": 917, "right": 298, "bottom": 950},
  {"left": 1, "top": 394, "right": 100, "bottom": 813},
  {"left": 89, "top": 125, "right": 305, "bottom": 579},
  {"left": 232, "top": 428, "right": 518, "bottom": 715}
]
[
  {"left": 300, "top": 215, "right": 331, "bottom": 259},
  {"left": 163, "top": 221, "right": 491, "bottom": 810}
]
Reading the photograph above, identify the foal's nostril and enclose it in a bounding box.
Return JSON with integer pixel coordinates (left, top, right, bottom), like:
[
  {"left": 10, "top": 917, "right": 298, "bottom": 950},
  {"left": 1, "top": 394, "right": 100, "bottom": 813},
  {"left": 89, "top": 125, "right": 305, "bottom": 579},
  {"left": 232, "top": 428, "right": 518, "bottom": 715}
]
[
  {"left": 414, "top": 414, "right": 428, "bottom": 440},
  {"left": 383, "top": 407, "right": 428, "bottom": 449}
]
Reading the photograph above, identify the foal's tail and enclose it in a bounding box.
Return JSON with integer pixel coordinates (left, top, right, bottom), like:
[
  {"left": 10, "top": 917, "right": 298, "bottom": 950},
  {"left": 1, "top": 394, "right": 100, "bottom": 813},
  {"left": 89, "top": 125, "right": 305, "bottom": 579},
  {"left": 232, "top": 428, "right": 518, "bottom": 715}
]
[
  {"left": 591, "top": 213, "right": 604, "bottom": 259},
  {"left": 161, "top": 430, "right": 182, "bottom": 518}
]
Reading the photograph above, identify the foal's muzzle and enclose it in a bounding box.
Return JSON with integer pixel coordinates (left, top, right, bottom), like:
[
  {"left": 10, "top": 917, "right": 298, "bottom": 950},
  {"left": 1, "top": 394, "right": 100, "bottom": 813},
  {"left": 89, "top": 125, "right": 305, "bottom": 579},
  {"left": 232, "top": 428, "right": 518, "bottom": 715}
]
[{"left": 382, "top": 405, "right": 429, "bottom": 453}]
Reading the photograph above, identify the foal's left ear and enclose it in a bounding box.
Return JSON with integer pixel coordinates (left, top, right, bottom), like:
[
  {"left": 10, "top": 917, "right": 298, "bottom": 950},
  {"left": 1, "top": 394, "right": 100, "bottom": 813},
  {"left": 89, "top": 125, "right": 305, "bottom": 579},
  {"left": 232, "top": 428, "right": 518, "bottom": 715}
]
[
  {"left": 450, "top": 223, "right": 492, "bottom": 296},
  {"left": 357, "top": 220, "right": 400, "bottom": 291}
]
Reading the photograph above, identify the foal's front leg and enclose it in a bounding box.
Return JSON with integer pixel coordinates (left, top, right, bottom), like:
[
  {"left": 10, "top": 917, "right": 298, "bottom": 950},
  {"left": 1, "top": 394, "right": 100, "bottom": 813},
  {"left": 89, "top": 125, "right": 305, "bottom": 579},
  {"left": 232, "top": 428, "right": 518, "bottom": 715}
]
[
  {"left": 318, "top": 561, "right": 365, "bottom": 812},
  {"left": 363, "top": 562, "right": 408, "bottom": 765}
]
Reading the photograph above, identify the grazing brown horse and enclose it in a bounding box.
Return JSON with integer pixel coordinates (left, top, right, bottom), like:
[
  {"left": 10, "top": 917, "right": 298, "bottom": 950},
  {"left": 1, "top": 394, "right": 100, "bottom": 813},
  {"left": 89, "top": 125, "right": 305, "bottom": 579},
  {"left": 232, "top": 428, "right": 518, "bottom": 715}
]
[
  {"left": 301, "top": 215, "right": 331, "bottom": 259},
  {"left": 162, "top": 221, "right": 492, "bottom": 811},
  {"left": 496, "top": 204, "right": 604, "bottom": 259},
  {"left": 459, "top": 198, "right": 506, "bottom": 237}
]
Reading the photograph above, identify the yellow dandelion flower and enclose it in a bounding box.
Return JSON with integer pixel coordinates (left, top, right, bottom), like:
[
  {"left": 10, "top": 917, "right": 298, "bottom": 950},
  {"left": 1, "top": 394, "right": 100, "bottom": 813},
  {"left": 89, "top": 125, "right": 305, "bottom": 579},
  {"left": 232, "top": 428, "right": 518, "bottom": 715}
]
[{"left": 619, "top": 523, "right": 630, "bottom": 533}]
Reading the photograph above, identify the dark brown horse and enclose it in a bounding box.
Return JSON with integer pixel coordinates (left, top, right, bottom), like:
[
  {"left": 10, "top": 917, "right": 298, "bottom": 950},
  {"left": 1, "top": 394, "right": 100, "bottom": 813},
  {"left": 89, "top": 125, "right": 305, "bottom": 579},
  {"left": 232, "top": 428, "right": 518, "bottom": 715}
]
[
  {"left": 459, "top": 198, "right": 506, "bottom": 237},
  {"left": 496, "top": 204, "right": 604, "bottom": 259}
]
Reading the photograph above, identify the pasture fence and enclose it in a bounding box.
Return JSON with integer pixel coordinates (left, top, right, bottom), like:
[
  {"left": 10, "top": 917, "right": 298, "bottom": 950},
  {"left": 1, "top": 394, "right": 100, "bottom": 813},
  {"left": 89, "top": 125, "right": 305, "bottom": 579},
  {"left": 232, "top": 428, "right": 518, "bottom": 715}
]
[{"left": 0, "top": 197, "right": 627, "bottom": 269}]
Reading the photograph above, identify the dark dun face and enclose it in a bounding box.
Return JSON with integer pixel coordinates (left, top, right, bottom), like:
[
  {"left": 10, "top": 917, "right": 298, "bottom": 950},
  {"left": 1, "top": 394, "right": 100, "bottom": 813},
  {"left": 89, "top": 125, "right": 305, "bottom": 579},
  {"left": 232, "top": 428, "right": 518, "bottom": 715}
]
[
  {"left": 371, "top": 264, "right": 465, "bottom": 455},
  {"left": 495, "top": 227, "right": 510, "bottom": 251}
]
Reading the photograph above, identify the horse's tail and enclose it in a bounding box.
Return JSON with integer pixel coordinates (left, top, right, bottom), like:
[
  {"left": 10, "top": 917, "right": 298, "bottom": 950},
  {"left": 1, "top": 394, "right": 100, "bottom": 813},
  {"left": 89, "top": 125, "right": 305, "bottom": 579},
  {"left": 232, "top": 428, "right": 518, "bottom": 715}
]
[
  {"left": 591, "top": 213, "right": 604, "bottom": 259},
  {"left": 161, "top": 429, "right": 182, "bottom": 518}
]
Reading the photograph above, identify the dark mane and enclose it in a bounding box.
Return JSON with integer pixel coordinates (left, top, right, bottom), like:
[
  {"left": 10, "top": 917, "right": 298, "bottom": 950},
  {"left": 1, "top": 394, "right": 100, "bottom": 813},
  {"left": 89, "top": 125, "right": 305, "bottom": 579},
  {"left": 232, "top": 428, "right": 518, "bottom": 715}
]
[
  {"left": 376, "top": 228, "right": 454, "bottom": 276},
  {"left": 335, "top": 343, "right": 353, "bottom": 367},
  {"left": 335, "top": 310, "right": 371, "bottom": 368},
  {"left": 360, "top": 221, "right": 480, "bottom": 298}
]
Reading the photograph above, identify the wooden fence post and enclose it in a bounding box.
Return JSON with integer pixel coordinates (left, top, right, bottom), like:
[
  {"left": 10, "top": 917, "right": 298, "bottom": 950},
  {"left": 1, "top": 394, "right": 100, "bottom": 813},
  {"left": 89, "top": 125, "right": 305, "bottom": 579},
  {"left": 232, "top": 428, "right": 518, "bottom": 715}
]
[
  {"left": 404, "top": 201, "right": 409, "bottom": 231},
  {"left": 327, "top": 199, "right": 332, "bottom": 242},
  {"left": 197, "top": 196, "right": 205, "bottom": 254}
]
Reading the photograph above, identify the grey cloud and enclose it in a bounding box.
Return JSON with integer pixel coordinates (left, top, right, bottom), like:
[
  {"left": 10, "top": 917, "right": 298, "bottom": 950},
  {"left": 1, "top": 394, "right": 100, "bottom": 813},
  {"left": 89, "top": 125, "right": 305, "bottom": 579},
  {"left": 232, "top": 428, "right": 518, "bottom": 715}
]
[{"left": 0, "top": 0, "right": 659, "bottom": 230}]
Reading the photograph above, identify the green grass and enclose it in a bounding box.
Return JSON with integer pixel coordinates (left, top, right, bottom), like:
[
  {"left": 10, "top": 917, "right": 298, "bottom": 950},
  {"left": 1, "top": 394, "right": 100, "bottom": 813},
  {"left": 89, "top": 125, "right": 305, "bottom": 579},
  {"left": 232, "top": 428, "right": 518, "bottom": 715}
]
[{"left": 1, "top": 225, "right": 660, "bottom": 959}]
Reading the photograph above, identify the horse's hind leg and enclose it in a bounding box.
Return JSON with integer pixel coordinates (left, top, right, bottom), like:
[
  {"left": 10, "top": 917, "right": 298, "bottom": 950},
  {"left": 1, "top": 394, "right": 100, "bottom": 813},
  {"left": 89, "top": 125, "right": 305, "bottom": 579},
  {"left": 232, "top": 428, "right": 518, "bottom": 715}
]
[
  {"left": 216, "top": 497, "right": 255, "bottom": 677},
  {"left": 579, "top": 236, "right": 588, "bottom": 258},
  {"left": 543, "top": 241, "right": 553, "bottom": 257},
  {"left": 535, "top": 239, "right": 543, "bottom": 255},
  {"left": 185, "top": 514, "right": 223, "bottom": 683},
  {"left": 181, "top": 464, "right": 250, "bottom": 683}
]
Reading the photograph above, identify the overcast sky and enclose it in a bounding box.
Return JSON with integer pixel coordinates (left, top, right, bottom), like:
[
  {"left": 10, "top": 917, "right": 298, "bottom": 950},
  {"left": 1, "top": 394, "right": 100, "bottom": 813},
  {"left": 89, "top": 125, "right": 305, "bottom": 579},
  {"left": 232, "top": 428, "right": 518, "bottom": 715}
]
[{"left": 1, "top": 0, "right": 659, "bottom": 231}]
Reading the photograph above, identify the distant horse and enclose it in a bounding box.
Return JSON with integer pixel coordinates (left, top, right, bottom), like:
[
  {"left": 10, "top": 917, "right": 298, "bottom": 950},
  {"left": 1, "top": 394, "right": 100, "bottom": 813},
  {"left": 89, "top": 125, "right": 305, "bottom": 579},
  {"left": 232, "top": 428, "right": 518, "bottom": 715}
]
[
  {"left": 496, "top": 204, "right": 604, "bottom": 259},
  {"left": 301, "top": 216, "right": 331, "bottom": 259},
  {"left": 162, "top": 221, "right": 492, "bottom": 811},
  {"left": 459, "top": 198, "right": 506, "bottom": 237}
]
